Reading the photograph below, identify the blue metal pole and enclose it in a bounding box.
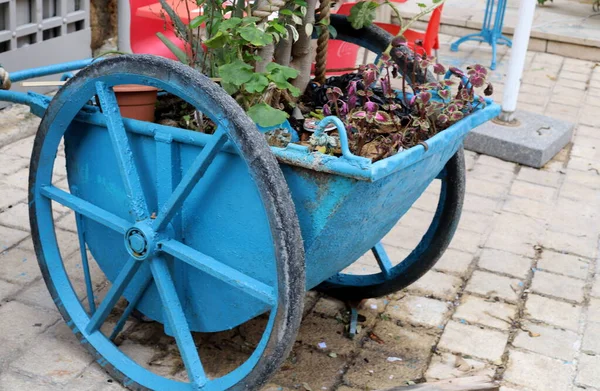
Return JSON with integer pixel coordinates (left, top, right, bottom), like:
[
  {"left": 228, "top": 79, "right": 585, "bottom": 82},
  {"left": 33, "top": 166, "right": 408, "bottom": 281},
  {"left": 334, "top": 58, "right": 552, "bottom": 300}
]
[{"left": 9, "top": 58, "right": 96, "bottom": 82}]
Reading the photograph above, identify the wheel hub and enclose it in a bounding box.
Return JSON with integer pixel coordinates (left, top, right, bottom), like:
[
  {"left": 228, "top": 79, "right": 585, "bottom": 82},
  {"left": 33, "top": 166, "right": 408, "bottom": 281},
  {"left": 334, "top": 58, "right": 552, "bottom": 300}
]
[{"left": 125, "top": 225, "right": 154, "bottom": 260}]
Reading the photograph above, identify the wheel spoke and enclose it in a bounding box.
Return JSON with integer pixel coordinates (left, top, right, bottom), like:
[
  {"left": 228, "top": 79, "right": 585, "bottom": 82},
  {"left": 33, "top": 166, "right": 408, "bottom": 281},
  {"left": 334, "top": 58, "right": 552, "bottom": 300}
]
[
  {"left": 155, "top": 132, "right": 176, "bottom": 207},
  {"left": 436, "top": 167, "right": 447, "bottom": 180},
  {"left": 110, "top": 270, "right": 153, "bottom": 341},
  {"left": 95, "top": 81, "right": 149, "bottom": 221},
  {"left": 41, "top": 185, "right": 130, "bottom": 234},
  {"left": 86, "top": 257, "right": 142, "bottom": 334},
  {"left": 159, "top": 239, "right": 276, "bottom": 306},
  {"left": 372, "top": 242, "right": 392, "bottom": 278},
  {"left": 150, "top": 256, "right": 207, "bottom": 388},
  {"left": 74, "top": 212, "right": 96, "bottom": 314},
  {"left": 153, "top": 129, "right": 227, "bottom": 232}
]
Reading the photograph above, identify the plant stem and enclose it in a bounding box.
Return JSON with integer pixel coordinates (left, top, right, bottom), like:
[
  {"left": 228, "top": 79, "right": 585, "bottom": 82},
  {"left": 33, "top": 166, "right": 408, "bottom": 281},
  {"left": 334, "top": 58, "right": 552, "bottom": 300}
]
[
  {"left": 383, "top": 0, "right": 404, "bottom": 29},
  {"left": 379, "top": 0, "right": 447, "bottom": 63}
]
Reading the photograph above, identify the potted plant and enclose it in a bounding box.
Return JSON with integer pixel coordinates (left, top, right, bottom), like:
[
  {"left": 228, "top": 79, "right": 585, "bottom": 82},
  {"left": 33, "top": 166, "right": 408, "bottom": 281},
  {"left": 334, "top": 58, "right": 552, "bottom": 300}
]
[{"left": 150, "top": 0, "right": 493, "bottom": 161}]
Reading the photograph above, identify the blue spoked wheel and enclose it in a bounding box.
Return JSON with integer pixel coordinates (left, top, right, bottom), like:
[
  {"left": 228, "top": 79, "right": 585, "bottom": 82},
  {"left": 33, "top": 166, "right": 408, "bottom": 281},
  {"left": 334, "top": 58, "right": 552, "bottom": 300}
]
[
  {"left": 317, "top": 17, "right": 466, "bottom": 301},
  {"left": 28, "top": 55, "right": 305, "bottom": 390}
]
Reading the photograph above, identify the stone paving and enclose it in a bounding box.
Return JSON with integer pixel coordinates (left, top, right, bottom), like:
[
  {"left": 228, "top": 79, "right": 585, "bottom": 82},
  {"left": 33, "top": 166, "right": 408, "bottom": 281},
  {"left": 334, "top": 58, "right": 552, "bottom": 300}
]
[{"left": 0, "top": 36, "right": 600, "bottom": 391}]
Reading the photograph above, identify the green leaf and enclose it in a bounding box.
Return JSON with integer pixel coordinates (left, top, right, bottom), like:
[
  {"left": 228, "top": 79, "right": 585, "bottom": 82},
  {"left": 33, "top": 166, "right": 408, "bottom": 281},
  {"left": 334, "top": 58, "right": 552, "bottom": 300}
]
[
  {"left": 266, "top": 63, "right": 299, "bottom": 79},
  {"left": 204, "top": 31, "right": 228, "bottom": 48},
  {"left": 247, "top": 103, "right": 289, "bottom": 127},
  {"left": 189, "top": 15, "right": 208, "bottom": 29},
  {"left": 239, "top": 26, "right": 273, "bottom": 46},
  {"left": 221, "top": 81, "right": 239, "bottom": 95},
  {"left": 156, "top": 32, "right": 189, "bottom": 64},
  {"left": 158, "top": 0, "right": 188, "bottom": 37},
  {"left": 245, "top": 74, "right": 269, "bottom": 93},
  {"left": 241, "top": 16, "right": 260, "bottom": 24},
  {"left": 218, "top": 17, "right": 243, "bottom": 31},
  {"left": 328, "top": 24, "right": 338, "bottom": 39},
  {"left": 218, "top": 60, "right": 254, "bottom": 86},
  {"left": 270, "top": 22, "right": 287, "bottom": 36},
  {"left": 280, "top": 9, "right": 293, "bottom": 15},
  {"left": 417, "top": 2, "right": 426, "bottom": 7},
  {"left": 288, "top": 85, "right": 301, "bottom": 97},
  {"left": 348, "top": 1, "right": 379, "bottom": 29}
]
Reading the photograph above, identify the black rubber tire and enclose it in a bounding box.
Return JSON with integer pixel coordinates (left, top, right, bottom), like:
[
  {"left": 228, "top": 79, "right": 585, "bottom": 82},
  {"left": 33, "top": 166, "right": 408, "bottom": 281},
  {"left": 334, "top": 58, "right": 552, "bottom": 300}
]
[
  {"left": 316, "top": 149, "right": 465, "bottom": 301},
  {"left": 29, "top": 54, "right": 305, "bottom": 391},
  {"left": 313, "top": 16, "right": 466, "bottom": 301}
]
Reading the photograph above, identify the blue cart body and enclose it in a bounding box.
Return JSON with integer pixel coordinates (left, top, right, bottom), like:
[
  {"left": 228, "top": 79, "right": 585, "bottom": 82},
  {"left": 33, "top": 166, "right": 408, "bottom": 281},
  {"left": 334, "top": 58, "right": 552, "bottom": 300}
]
[{"left": 61, "top": 98, "right": 499, "bottom": 333}]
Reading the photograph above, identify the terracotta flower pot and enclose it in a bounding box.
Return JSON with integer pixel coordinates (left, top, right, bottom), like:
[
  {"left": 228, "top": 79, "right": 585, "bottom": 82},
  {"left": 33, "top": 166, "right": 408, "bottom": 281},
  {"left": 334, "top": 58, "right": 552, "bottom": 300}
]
[{"left": 113, "top": 84, "right": 158, "bottom": 122}]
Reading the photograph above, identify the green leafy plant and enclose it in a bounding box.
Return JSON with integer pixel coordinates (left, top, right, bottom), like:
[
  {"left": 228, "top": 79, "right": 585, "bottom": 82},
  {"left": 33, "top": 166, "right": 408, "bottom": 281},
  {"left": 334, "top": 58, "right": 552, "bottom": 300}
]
[
  {"left": 154, "top": 0, "right": 491, "bottom": 163},
  {"left": 310, "top": 43, "right": 493, "bottom": 161},
  {"left": 348, "top": 0, "right": 444, "bottom": 33},
  {"left": 157, "top": 0, "right": 305, "bottom": 127}
]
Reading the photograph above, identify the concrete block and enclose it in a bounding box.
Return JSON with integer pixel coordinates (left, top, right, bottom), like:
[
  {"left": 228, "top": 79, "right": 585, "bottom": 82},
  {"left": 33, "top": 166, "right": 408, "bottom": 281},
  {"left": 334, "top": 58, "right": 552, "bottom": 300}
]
[
  {"left": 407, "top": 269, "right": 462, "bottom": 301},
  {"left": 537, "top": 251, "right": 589, "bottom": 280},
  {"left": 464, "top": 110, "right": 574, "bottom": 168},
  {"left": 582, "top": 322, "right": 600, "bottom": 354},
  {"left": 465, "top": 270, "right": 521, "bottom": 303},
  {"left": 525, "top": 294, "right": 581, "bottom": 331},
  {"left": 531, "top": 270, "right": 585, "bottom": 303},
  {"left": 387, "top": 295, "right": 450, "bottom": 328},
  {"left": 512, "top": 321, "right": 579, "bottom": 361},
  {"left": 433, "top": 249, "right": 473, "bottom": 276},
  {"left": 437, "top": 321, "right": 508, "bottom": 362},
  {"left": 11, "top": 335, "right": 94, "bottom": 385},
  {"left": 425, "top": 352, "right": 495, "bottom": 381},
  {"left": 576, "top": 353, "right": 600, "bottom": 388},
  {"left": 478, "top": 248, "right": 532, "bottom": 279},
  {"left": 504, "top": 350, "right": 573, "bottom": 391},
  {"left": 453, "top": 295, "right": 516, "bottom": 330}
]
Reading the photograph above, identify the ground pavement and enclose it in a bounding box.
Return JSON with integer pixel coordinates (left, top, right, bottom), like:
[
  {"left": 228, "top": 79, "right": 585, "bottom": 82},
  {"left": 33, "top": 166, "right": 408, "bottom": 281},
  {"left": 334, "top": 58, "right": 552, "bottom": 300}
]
[{"left": 0, "top": 36, "right": 599, "bottom": 391}]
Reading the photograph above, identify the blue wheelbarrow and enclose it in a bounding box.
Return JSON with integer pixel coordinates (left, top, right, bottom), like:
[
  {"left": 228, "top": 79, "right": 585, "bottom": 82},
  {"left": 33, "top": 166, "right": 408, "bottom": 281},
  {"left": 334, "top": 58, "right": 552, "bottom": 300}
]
[{"left": 0, "top": 17, "right": 500, "bottom": 391}]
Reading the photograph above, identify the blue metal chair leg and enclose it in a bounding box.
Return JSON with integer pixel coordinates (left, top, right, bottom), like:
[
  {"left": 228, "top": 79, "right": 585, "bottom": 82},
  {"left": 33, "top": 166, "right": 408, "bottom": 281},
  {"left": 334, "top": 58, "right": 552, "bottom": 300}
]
[
  {"left": 491, "top": 41, "right": 498, "bottom": 70},
  {"left": 451, "top": 33, "right": 486, "bottom": 52},
  {"left": 450, "top": 0, "right": 512, "bottom": 70}
]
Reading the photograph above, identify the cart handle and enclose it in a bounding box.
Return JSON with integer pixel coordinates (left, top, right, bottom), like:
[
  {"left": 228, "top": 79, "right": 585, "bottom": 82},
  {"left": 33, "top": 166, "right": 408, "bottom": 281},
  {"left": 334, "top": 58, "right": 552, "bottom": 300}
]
[
  {"left": 0, "top": 58, "right": 97, "bottom": 117},
  {"left": 314, "top": 116, "right": 367, "bottom": 163}
]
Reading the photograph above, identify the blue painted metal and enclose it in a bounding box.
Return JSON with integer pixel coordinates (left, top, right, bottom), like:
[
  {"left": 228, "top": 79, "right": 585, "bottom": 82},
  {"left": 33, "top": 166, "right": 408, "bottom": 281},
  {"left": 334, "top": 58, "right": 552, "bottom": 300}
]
[
  {"left": 450, "top": 0, "right": 512, "bottom": 70},
  {"left": 15, "top": 58, "right": 500, "bottom": 390},
  {"left": 62, "top": 96, "right": 499, "bottom": 333},
  {"left": 11, "top": 60, "right": 499, "bottom": 332},
  {"left": 348, "top": 306, "right": 359, "bottom": 339},
  {"left": 150, "top": 255, "right": 207, "bottom": 389},
  {"left": 9, "top": 58, "right": 95, "bottom": 82},
  {"left": 372, "top": 242, "right": 393, "bottom": 278},
  {"left": 74, "top": 206, "right": 96, "bottom": 314}
]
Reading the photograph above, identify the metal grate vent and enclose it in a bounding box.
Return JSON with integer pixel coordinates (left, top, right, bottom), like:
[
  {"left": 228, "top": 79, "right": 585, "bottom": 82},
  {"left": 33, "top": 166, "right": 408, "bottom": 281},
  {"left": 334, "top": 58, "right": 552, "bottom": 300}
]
[{"left": 0, "top": 0, "right": 89, "bottom": 54}]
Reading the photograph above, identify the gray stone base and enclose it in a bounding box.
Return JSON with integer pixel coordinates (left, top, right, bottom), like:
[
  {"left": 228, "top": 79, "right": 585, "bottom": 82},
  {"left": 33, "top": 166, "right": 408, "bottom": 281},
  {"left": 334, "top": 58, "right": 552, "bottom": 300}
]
[{"left": 464, "top": 110, "right": 574, "bottom": 168}]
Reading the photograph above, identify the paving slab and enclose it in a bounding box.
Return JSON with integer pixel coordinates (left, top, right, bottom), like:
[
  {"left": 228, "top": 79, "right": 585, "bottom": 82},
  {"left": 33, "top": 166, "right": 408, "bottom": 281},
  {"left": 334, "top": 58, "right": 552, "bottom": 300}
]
[{"left": 464, "top": 110, "right": 574, "bottom": 168}]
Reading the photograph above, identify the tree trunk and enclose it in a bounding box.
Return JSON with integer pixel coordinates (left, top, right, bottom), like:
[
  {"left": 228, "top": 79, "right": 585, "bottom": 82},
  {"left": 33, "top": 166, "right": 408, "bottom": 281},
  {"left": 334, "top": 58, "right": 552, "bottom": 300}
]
[
  {"left": 252, "top": 0, "right": 286, "bottom": 72},
  {"left": 290, "top": 0, "right": 318, "bottom": 93},
  {"left": 255, "top": 44, "right": 275, "bottom": 73},
  {"left": 274, "top": 26, "right": 294, "bottom": 67}
]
